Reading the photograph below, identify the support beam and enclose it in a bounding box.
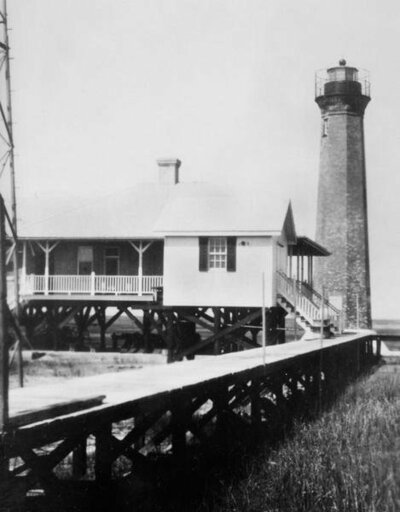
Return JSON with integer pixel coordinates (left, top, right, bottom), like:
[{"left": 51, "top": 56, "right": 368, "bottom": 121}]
[
  {"left": 74, "top": 306, "right": 92, "bottom": 349},
  {"left": 181, "top": 313, "right": 214, "bottom": 333},
  {"left": 213, "top": 307, "right": 221, "bottom": 355},
  {"left": 123, "top": 307, "right": 143, "bottom": 330},
  {"left": 72, "top": 437, "right": 87, "bottom": 479},
  {"left": 95, "top": 423, "right": 113, "bottom": 483},
  {"left": 164, "top": 312, "right": 175, "bottom": 363},
  {"left": 180, "top": 309, "right": 262, "bottom": 358},
  {"left": 105, "top": 308, "right": 124, "bottom": 330},
  {"left": 143, "top": 311, "right": 152, "bottom": 353},
  {"left": 171, "top": 395, "right": 188, "bottom": 461},
  {"left": 95, "top": 307, "right": 106, "bottom": 351}
]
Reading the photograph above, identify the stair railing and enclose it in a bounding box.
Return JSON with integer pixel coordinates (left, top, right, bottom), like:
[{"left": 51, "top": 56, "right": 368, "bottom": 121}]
[{"left": 276, "top": 271, "right": 342, "bottom": 330}]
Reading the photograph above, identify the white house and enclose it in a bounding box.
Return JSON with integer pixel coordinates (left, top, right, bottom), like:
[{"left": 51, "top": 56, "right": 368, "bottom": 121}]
[{"left": 15, "top": 159, "right": 337, "bottom": 330}]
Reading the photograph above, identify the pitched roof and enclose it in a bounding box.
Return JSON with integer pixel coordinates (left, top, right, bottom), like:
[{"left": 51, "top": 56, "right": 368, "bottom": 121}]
[
  {"left": 154, "top": 183, "right": 293, "bottom": 236},
  {"left": 17, "top": 181, "right": 294, "bottom": 239},
  {"left": 18, "top": 183, "right": 173, "bottom": 239}
]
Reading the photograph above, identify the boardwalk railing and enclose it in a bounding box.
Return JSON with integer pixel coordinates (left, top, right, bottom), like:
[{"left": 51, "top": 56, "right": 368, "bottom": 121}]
[{"left": 21, "top": 273, "right": 163, "bottom": 298}]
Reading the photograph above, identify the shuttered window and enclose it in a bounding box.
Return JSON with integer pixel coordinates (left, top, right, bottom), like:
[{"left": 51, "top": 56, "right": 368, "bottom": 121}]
[
  {"left": 199, "top": 237, "right": 209, "bottom": 271},
  {"left": 198, "top": 236, "right": 236, "bottom": 272},
  {"left": 226, "top": 237, "right": 236, "bottom": 272},
  {"left": 209, "top": 237, "right": 227, "bottom": 269}
]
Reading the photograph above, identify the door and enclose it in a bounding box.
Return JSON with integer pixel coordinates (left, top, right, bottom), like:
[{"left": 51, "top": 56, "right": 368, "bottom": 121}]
[
  {"left": 77, "top": 246, "right": 93, "bottom": 275},
  {"left": 104, "top": 247, "right": 120, "bottom": 275}
]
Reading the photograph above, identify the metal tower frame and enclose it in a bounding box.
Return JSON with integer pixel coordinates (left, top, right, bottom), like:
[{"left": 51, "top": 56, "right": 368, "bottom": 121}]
[{"left": 0, "top": 0, "right": 24, "bottom": 415}]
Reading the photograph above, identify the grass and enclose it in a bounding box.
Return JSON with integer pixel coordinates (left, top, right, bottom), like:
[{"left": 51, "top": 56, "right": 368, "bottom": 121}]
[
  {"left": 9, "top": 350, "right": 166, "bottom": 388},
  {"left": 206, "top": 366, "right": 400, "bottom": 512}
]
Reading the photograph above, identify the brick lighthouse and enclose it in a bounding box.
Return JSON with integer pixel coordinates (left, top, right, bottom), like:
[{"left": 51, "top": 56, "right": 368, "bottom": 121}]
[{"left": 314, "top": 59, "right": 372, "bottom": 328}]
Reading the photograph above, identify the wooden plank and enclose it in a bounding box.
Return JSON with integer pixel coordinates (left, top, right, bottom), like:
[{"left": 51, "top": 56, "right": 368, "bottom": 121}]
[{"left": 9, "top": 395, "right": 106, "bottom": 428}]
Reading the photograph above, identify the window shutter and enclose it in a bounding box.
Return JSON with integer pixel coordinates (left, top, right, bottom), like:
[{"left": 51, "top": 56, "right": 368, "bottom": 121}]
[
  {"left": 199, "top": 237, "right": 209, "bottom": 271},
  {"left": 227, "top": 237, "right": 237, "bottom": 272}
]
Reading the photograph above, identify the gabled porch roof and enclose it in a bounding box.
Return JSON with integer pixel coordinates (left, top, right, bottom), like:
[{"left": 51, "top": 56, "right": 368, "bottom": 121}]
[{"left": 291, "top": 236, "right": 330, "bottom": 257}]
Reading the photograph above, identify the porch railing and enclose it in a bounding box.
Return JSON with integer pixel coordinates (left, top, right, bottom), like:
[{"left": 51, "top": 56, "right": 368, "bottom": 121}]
[{"left": 21, "top": 273, "right": 163, "bottom": 298}]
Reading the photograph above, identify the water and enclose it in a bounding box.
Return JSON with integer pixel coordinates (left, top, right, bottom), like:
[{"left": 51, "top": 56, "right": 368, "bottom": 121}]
[{"left": 373, "top": 319, "right": 400, "bottom": 351}]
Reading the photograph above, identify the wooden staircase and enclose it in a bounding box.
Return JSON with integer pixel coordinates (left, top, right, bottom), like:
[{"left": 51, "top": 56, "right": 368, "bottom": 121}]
[{"left": 276, "top": 271, "right": 342, "bottom": 339}]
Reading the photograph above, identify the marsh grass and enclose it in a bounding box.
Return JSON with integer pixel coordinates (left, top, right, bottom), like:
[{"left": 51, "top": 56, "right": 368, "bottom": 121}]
[
  {"left": 8, "top": 351, "right": 149, "bottom": 388},
  {"left": 208, "top": 368, "right": 400, "bottom": 512}
]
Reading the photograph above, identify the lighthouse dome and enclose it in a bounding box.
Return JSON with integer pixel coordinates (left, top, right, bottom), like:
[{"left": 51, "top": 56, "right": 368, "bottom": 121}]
[{"left": 324, "top": 60, "right": 362, "bottom": 95}]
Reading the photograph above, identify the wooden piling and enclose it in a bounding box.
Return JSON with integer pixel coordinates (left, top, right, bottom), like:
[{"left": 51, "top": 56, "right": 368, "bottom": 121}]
[
  {"left": 95, "top": 423, "right": 113, "bottom": 483},
  {"left": 213, "top": 308, "right": 221, "bottom": 355},
  {"left": 72, "top": 437, "right": 87, "bottom": 479},
  {"left": 171, "top": 396, "right": 187, "bottom": 461}
]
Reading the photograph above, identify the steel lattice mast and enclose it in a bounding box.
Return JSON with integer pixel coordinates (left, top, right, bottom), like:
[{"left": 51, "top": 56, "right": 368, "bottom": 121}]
[
  {"left": 0, "top": 0, "right": 23, "bottom": 397},
  {"left": 0, "top": 0, "right": 18, "bottom": 291}
]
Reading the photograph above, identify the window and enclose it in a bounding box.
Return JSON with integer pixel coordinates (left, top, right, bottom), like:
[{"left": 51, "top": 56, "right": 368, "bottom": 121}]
[
  {"left": 322, "top": 118, "right": 328, "bottom": 137},
  {"left": 199, "top": 237, "right": 236, "bottom": 272},
  {"left": 77, "top": 246, "right": 93, "bottom": 275},
  {"left": 208, "top": 237, "right": 227, "bottom": 269},
  {"left": 104, "top": 247, "right": 120, "bottom": 275}
]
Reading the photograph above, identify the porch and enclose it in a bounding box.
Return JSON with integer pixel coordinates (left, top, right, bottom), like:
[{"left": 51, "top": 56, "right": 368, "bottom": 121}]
[
  {"left": 15, "top": 238, "right": 164, "bottom": 301},
  {"left": 20, "top": 273, "right": 163, "bottom": 300}
]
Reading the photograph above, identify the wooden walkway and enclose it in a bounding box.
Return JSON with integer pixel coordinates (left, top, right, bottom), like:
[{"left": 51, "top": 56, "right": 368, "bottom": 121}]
[
  {"left": 10, "top": 330, "right": 375, "bottom": 426},
  {"left": 2, "top": 330, "right": 379, "bottom": 503}
]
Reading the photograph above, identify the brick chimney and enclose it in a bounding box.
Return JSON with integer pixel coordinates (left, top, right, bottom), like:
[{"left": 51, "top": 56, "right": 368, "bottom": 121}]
[{"left": 157, "top": 158, "right": 181, "bottom": 185}]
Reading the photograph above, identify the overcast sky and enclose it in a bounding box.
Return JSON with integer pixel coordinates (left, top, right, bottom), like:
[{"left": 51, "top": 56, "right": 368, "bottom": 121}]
[{"left": 6, "top": 0, "right": 400, "bottom": 319}]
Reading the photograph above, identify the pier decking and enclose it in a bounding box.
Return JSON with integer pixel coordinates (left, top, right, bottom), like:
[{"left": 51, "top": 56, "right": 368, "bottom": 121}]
[
  {"left": 2, "top": 331, "right": 379, "bottom": 503},
  {"left": 10, "top": 331, "right": 375, "bottom": 425}
]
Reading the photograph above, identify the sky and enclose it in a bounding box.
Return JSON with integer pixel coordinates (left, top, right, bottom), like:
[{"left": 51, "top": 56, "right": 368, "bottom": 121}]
[{"left": 4, "top": 0, "right": 400, "bottom": 319}]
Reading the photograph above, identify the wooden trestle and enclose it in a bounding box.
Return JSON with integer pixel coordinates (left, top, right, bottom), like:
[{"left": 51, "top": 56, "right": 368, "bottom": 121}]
[
  {"left": 0, "top": 331, "right": 378, "bottom": 509},
  {"left": 20, "top": 299, "right": 286, "bottom": 361}
]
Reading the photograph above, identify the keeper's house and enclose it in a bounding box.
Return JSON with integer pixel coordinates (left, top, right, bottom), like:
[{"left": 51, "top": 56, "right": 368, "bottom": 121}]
[{"left": 17, "top": 159, "right": 331, "bottom": 316}]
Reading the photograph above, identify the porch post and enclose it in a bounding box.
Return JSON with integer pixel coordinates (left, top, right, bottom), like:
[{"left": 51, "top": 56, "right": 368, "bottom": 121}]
[
  {"left": 36, "top": 241, "right": 59, "bottom": 296},
  {"left": 309, "top": 257, "right": 313, "bottom": 288},
  {"left": 44, "top": 241, "right": 50, "bottom": 296},
  {"left": 129, "top": 241, "right": 153, "bottom": 297},
  {"left": 90, "top": 271, "right": 95, "bottom": 296},
  {"left": 300, "top": 254, "right": 304, "bottom": 283},
  {"left": 21, "top": 241, "right": 27, "bottom": 294},
  {"left": 138, "top": 242, "right": 143, "bottom": 297}
]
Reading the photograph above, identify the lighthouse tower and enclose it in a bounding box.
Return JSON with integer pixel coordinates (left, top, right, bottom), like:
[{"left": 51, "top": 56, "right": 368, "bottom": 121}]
[{"left": 314, "top": 60, "right": 372, "bottom": 328}]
